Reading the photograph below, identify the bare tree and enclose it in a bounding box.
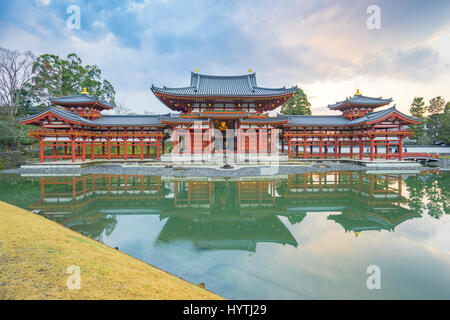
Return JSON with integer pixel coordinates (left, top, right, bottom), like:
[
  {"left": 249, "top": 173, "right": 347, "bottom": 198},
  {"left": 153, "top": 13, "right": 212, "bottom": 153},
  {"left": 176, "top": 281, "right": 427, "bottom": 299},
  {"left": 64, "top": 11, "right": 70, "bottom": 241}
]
[
  {"left": 114, "top": 99, "right": 131, "bottom": 115},
  {"left": 0, "top": 47, "right": 35, "bottom": 119}
]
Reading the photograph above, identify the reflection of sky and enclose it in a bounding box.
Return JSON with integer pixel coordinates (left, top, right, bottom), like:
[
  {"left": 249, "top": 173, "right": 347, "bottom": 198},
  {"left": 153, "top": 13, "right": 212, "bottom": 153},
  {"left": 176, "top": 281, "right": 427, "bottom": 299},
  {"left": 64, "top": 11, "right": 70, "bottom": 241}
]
[
  {"left": 0, "top": 0, "right": 449, "bottom": 114},
  {"left": 99, "top": 212, "right": 450, "bottom": 299}
]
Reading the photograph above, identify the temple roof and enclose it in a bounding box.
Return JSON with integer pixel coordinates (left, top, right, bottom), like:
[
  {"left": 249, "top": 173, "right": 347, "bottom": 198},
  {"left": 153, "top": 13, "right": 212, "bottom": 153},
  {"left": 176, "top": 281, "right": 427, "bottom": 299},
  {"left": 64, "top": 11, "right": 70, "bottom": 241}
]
[
  {"left": 94, "top": 115, "right": 163, "bottom": 126},
  {"left": 160, "top": 115, "right": 208, "bottom": 125},
  {"left": 20, "top": 107, "right": 97, "bottom": 126},
  {"left": 50, "top": 94, "right": 115, "bottom": 110},
  {"left": 240, "top": 115, "right": 290, "bottom": 125},
  {"left": 349, "top": 106, "right": 419, "bottom": 124},
  {"left": 285, "top": 106, "right": 420, "bottom": 127},
  {"left": 328, "top": 93, "right": 392, "bottom": 110},
  {"left": 287, "top": 115, "right": 351, "bottom": 126},
  {"left": 151, "top": 72, "right": 297, "bottom": 98},
  {"left": 20, "top": 107, "right": 164, "bottom": 127}
]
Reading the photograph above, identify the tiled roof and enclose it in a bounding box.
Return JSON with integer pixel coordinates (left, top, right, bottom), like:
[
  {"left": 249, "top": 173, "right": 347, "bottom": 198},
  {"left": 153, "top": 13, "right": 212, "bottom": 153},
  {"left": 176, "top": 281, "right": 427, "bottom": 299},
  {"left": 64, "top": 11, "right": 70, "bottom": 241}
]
[
  {"left": 20, "top": 107, "right": 96, "bottom": 125},
  {"left": 285, "top": 107, "right": 420, "bottom": 126},
  {"left": 151, "top": 72, "right": 297, "bottom": 97},
  {"left": 93, "top": 115, "right": 163, "bottom": 126},
  {"left": 328, "top": 94, "right": 392, "bottom": 110},
  {"left": 50, "top": 94, "right": 115, "bottom": 109},
  {"left": 20, "top": 107, "right": 164, "bottom": 127},
  {"left": 160, "top": 115, "right": 208, "bottom": 124},
  {"left": 241, "top": 115, "right": 290, "bottom": 124},
  {"left": 349, "top": 106, "right": 419, "bottom": 124},
  {"left": 286, "top": 115, "right": 351, "bottom": 126}
]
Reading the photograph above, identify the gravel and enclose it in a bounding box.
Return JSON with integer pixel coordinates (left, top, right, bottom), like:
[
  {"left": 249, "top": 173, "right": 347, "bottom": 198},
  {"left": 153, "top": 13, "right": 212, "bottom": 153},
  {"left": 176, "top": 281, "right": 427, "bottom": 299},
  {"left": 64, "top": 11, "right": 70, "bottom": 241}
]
[{"left": 1, "top": 161, "right": 430, "bottom": 177}]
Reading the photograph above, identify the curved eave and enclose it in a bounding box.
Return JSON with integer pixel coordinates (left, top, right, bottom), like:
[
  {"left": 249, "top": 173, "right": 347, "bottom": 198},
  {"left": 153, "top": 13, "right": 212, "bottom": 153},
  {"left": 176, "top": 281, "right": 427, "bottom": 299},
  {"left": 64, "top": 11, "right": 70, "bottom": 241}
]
[
  {"left": 328, "top": 98, "right": 392, "bottom": 110},
  {"left": 19, "top": 108, "right": 95, "bottom": 127},
  {"left": 365, "top": 109, "right": 421, "bottom": 125},
  {"left": 241, "top": 119, "right": 289, "bottom": 125},
  {"left": 50, "top": 99, "right": 115, "bottom": 110},
  {"left": 160, "top": 119, "right": 209, "bottom": 125},
  {"left": 199, "top": 113, "right": 249, "bottom": 120},
  {"left": 152, "top": 87, "right": 296, "bottom": 102}
]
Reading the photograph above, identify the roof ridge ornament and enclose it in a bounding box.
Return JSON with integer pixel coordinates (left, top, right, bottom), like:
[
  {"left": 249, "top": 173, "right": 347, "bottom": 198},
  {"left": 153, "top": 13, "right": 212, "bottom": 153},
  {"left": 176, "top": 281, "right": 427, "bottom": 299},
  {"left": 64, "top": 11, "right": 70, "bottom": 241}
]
[
  {"left": 81, "top": 87, "right": 89, "bottom": 95},
  {"left": 248, "top": 68, "right": 253, "bottom": 73},
  {"left": 355, "top": 89, "right": 362, "bottom": 96}
]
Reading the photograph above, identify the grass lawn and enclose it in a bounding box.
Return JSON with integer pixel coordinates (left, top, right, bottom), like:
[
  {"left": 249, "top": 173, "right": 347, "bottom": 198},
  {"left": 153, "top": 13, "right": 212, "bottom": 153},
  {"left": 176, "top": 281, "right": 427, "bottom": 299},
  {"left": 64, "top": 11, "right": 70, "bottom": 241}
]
[{"left": 0, "top": 201, "right": 222, "bottom": 300}]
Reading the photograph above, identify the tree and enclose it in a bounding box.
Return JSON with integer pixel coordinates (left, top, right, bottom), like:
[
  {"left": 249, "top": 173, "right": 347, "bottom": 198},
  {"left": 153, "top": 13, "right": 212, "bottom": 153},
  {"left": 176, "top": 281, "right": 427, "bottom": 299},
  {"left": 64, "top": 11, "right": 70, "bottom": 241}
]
[
  {"left": 114, "top": 99, "right": 131, "bottom": 115},
  {"left": 0, "top": 47, "right": 35, "bottom": 119},
  {"left": 280, "top": 89, "right": 312, "bottom": 115},
  {"left": 410, "top": 97, "right": 426, "bottom": 118},
  {"left": 408, "top": 97, "right": 427, "bottom": 144},
  {"left": 439, "top": 102, "right": 450, "bottom": 144},
  {"left": 427, "top": 96, "right": 446, "bottom": 144},
  {"left": 27, "top": 53, "right": 116, "bottom": 110}
]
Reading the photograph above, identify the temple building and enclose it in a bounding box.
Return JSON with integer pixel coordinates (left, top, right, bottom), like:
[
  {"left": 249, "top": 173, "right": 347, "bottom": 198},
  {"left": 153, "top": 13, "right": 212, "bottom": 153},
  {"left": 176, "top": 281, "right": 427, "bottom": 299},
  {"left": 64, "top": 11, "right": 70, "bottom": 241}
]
[{"left": 20, "top": 71, "right": 420, "bottom": 163}]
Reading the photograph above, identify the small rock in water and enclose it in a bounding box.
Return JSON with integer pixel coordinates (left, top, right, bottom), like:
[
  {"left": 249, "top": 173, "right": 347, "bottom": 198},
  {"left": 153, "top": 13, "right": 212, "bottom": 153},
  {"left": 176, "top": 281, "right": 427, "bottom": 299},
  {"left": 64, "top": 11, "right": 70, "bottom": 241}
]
[
  {"left": 221, "top": 164, "right": 233, "bottom": 169},
  {"left": 197, "top": 282, "right": 205, "bottom": 289},
  {"left": 32, "top": 209, "right": 42, "bottom": 214},
  {"left": 114, "top": 247, "right": 119, "bottom": 250}
]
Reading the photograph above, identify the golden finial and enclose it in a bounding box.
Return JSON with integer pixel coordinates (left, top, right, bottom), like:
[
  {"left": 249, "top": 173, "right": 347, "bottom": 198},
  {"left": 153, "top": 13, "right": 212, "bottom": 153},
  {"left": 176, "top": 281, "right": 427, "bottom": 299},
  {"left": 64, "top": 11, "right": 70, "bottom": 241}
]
[
  {"left": 194, "top": 68, "right": 199, "bottom": 73},
  {"left": 354, "top": 231, "right": 360, "bottom": 237},
  {"left": 248, "top": 68, "right": 253, "bottom": 73},
  {"left": 81, "top": 87, "right": 89, "bottom": 95},
  {"left": 355, "top": 89, "right": 362, "bottom": 96}
]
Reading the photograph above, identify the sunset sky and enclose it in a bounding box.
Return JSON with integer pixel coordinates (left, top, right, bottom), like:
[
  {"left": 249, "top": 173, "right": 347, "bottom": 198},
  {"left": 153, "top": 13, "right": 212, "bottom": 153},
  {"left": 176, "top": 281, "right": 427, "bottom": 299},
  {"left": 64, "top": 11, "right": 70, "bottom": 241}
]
[{"left": 1, "top": 0, "right": 449, "bottom": 115}]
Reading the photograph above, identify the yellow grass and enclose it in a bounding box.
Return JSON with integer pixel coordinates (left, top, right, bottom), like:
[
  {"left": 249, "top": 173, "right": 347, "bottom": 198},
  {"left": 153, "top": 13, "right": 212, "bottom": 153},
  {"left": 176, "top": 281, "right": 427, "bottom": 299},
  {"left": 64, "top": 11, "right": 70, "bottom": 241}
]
[{"left": 0, "top": 201, "right": 222, "bottom": 300}]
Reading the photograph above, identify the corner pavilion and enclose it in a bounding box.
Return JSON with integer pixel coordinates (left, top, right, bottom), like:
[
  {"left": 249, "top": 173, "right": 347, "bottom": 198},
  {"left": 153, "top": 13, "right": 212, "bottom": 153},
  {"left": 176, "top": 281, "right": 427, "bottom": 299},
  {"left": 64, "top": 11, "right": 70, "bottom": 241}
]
[{"left": 20, "top": 71, "right": 420, "bottom": 163}]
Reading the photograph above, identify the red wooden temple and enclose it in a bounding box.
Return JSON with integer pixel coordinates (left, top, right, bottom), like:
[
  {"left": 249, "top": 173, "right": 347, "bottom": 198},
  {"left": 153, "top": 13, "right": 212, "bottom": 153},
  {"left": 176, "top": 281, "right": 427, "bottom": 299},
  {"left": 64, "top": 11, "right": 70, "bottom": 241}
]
[{"left": 20, "top": 71, "right": 420, "bottom": 162}]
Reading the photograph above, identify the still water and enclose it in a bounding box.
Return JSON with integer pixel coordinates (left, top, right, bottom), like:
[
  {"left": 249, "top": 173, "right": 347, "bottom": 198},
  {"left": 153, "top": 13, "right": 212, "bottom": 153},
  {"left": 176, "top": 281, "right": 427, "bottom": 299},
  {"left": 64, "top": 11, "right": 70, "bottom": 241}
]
[{"left": 1, "top": 170, "right": 449, "bottom": 299}]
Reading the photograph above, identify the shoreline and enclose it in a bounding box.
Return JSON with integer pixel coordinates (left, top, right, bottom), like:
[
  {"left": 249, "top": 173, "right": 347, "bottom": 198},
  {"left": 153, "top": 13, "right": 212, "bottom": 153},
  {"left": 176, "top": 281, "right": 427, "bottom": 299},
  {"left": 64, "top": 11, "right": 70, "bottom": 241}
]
[
  {"left": 2, "top": 161, "right": 439, "bottom": 178},
  {"left": 0, "top": 201, "right": 222, "bottom": 300}
]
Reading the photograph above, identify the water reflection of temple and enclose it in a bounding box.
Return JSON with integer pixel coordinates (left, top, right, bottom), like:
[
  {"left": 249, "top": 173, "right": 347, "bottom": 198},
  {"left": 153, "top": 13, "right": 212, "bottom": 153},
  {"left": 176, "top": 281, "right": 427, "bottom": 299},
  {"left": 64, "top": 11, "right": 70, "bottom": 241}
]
[{"left": 29, "top": 171, "right": 421, "bottom": 251}]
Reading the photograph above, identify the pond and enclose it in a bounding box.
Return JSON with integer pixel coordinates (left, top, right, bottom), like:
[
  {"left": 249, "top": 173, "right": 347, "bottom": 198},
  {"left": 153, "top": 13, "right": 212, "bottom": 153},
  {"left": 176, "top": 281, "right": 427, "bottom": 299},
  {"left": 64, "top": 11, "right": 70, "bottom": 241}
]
[{"left": 0, "top": 170, "right": 449, "bottom": 299}]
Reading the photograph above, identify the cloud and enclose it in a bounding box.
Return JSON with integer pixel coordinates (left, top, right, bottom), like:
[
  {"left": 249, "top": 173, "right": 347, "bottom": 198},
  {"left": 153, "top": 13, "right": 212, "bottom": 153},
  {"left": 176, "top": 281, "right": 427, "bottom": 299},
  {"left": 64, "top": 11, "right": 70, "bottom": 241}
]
[
  {"left": 0, "top": 0, "right": 449, "bottom": 114},
  {"left": 360, "top": 46, "right": 447, "bottom": 82}
]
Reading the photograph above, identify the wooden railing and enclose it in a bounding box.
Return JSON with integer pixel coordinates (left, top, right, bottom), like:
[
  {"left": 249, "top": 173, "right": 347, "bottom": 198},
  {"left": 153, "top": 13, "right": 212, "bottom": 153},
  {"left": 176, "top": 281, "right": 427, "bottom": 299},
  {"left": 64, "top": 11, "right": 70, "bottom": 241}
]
[{"left": 403, "top": 152, "right": 440, "bottom": 159}]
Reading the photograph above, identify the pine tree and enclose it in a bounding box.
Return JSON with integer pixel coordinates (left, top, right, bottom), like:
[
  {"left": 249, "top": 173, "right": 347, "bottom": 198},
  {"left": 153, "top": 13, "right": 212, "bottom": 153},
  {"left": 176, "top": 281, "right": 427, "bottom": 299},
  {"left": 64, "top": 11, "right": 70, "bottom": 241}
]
[{"left": 280, "top": 89, "right": 312, "bottom": 115}]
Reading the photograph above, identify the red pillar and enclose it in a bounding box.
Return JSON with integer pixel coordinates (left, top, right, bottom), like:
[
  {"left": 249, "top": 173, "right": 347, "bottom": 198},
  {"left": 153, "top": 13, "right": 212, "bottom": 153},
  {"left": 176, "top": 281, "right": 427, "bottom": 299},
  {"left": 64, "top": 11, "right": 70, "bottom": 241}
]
[
  {"left": 399, "top": 136, "right": 403, "bottom": 160},
  {"left": 140, "top": 139, "right": 144, "bottom": 160},
  {"left": 303, "top": 139, "right": 307, "bottom": 159},
  {"left": 319, "top": 138, "right": 323, "bottom": 159},
  {"left": 71, "top": 137, "right": 76, "bottom": 163},
  {"left": 82, "top": 139, "right": 86, "bottom": 162},
  {"left": 334, "top": 139, "right": 338, "bottom": 159},
  {"left": 350, "top": 139, "right": 353, "bottom": 159},
  {"left": 53, "top": 144, "right": 57, "bottom": 162},
  {"left": 370, "top": 136, "right": 374, "bottom": 161},
  {"left": 359, "top": 141, "right": 363, "bottom": 160},
  {"left": 107, "top": 139, "right": 111, "bottom": 160},
  {"left": 39, "top": 139, "right": 44, "bottom": 163},
  {"left": 157, "top": 138, "right": 160, "bottom": 160},
  {"left": 288, "top": 137, "right": 291, "bottom": 159},
  {"left": 91, "top": 140, "right": 95, "bottom": 160},
  {"left": 124, "top": 140, "right": 128, "bottom": 160}
]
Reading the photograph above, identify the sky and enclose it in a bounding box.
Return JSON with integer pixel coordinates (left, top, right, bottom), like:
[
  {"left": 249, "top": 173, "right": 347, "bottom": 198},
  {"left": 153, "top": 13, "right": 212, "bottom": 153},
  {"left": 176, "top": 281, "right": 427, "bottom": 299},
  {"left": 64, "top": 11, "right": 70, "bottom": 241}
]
[{"left": 0, "top": 0, "right": 449, "bottom": 115}]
